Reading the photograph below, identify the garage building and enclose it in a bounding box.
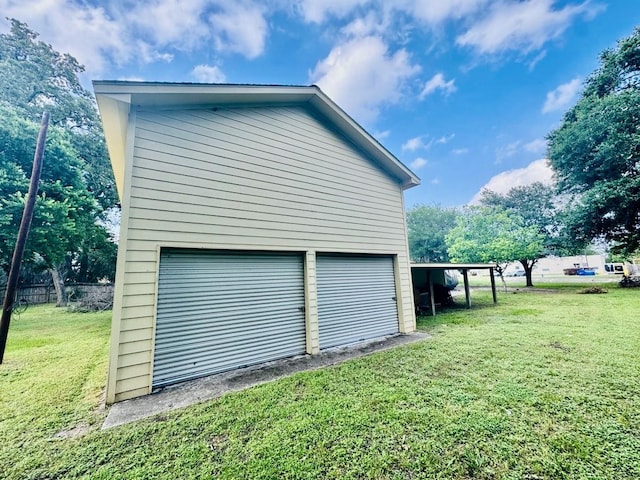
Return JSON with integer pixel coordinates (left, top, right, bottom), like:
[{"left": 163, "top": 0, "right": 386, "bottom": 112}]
[{"left": 94, "top": 82, "right": 419, "bottom": 403}]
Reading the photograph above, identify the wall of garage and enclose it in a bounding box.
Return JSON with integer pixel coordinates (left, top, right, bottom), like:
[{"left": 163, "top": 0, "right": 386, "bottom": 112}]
[{"left": 107, "top": 104, "right": 415, "bottom": 403}]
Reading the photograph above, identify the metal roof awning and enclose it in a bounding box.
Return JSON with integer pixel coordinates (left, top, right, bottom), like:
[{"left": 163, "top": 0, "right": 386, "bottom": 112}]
[
  {"left": 411, "top": 263, "right": 496, "bottom": 270},
  {"left": 410, "top": 263, "right": 497, "bottom": 316}
]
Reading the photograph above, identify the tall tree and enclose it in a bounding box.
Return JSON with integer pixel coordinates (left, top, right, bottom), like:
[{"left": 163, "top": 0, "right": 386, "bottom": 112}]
[
  {"left": 446, "top": 206, "right": 544, "bottom": 287},
  {"left": 0, "top": 18, "right": 117, "bottom": 209},
  {"left": 547, "top": 27, "right": 640, "bottom": 255},
  {"left": 0, "top": 20, "right": 118, "bottom": 303},
  {"left": 0, "top": 105, "right": 103, "bottom": 285},
  {"left": 478, "top": 182, "right": 587, "bottom": 280},
  {"left": 406, "top": 204, "right": 459, "bottom": 262}
]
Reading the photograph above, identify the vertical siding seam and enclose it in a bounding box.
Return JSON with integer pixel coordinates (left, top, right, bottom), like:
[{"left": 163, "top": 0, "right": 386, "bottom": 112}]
[
  {"left": 147, "top": 245, "right": 161, "bottom": 389},
  {"left": 398, "top": 185, "right": 416, "bottom": 333},
  {"left": 304, "top": 250, "right": 320, "bottom": 354},
  {"left": 392, "top": 254, "right": 406, "bottom": 333}
]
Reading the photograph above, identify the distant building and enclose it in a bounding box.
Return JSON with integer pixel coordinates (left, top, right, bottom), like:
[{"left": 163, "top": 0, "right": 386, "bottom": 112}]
[{"left": 531, "top": 255, "right": 607, "bottom": 276}]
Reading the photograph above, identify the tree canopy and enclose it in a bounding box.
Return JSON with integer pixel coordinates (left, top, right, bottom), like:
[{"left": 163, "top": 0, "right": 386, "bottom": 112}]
[
  {"left": 478, "top": 182, "right": 588, "bottom": 285},
  {"left": 0, "top": 18, "right": 117, "bottom": 210},
  {"left": 446, "top": 206, "right": 544, "bottom": 286},
  {"left": 0, "top": 19, "right": 117, "bottom": 287},
  {"left": 547, "top": 27, "right": 640, "bottom": 255},
  {"left": 406, "top": 204, "right": 459, "bottom": 262}
]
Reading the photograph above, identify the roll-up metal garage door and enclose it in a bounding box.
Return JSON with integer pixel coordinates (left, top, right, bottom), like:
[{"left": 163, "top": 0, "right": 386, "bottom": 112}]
[
  {"left": 317, "top": 254, "right": 398, "bottom": 349},
  {"left": 153, "top": 250, "right": 306, "bottom": 388}
]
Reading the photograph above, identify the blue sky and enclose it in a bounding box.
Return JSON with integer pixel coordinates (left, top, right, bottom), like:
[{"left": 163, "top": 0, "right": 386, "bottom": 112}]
[{"left": 2, "top": 1, "right": 639, "bottom": 207}]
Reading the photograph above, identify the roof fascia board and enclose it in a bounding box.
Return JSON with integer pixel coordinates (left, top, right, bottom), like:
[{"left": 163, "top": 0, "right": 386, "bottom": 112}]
[{"left": 94, "top": 82, "right": 316, "bottom": 107}]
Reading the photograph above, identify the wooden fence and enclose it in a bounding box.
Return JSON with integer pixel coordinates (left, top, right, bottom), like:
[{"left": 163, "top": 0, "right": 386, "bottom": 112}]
[{"left": 6, "top": 283, "right": 114, "bottom": 305}]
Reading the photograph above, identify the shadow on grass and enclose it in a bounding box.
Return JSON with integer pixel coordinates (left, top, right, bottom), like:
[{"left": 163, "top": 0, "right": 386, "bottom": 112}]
[{"left": 416, "top": 293, "right": 498, "bottom": 330}]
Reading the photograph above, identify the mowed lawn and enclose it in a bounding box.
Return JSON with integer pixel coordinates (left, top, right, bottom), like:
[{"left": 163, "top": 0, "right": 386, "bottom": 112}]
[{"left": 1, "top": 286, "right": 639, "bottom": 479}]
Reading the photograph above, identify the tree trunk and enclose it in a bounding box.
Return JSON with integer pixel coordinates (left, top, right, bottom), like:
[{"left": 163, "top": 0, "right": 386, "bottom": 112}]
[
  {"left": 519, "top": 259, "right": 537, "bottom": 287},
  {"left": 525, "top": 268, "right": 533, "bottom": 287},
  {"left": 495, "top": 264, "right": 508, "bottom": 291},
  {"left": 49, "top": 268, "right": 66, "bottom": 307}
]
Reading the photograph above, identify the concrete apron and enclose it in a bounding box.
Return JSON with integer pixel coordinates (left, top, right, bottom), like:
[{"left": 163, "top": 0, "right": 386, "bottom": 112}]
[{"left": 103, "top": 332, "right": 430, "bottom": 429}]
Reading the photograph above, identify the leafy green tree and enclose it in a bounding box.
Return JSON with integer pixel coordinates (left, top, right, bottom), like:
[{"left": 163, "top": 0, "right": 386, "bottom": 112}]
[
  {"left": 63, "top": 224, "right": 118, "bottom": 284},
  {"left": 0, "top": 102, "right": 115, "bottom": 303},
  {"left": 547, "top": 27, "right": 640, "bottom": 255},
  {"left": 406, "top": 204, "right": 459, "bottom": 262},
  {"left": 0, "top": 20, "right": 118, "bottom": 303},
  {"left": 0, "top": 19, "right": 117, "bottom": 209},
  {"left": 446, "top": 206, "right": 545, "bottom": 287},
  {"left": 479, "top": 182, "right": 588, "bottom": 274}
]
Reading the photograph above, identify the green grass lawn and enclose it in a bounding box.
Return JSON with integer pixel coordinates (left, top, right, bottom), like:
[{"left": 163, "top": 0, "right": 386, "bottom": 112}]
[{"left": 1, "top": 287, "right": 639, "bottom": 479}]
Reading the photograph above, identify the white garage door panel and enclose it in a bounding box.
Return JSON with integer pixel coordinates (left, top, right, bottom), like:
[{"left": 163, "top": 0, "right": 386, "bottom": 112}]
[
  {"left": 317, "top": 254, "right": 399, "bottom": 349},
  {"left": 153, "top": 250, "right": 306, "bottom": 388}
]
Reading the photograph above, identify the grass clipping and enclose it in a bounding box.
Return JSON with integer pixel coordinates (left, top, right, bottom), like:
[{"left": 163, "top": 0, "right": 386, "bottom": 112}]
[{"left": 577, "top": 286, "right": 608, "bottom": 294}]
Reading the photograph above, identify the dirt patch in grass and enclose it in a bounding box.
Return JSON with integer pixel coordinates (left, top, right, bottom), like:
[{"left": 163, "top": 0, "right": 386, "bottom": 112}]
[
  {"left": 548, "top": 341, "right": 571, "bottom": 352},
  {"left": 53, "top": 423, "right": 93, "bottom": 440},
  {"left": 510, "top": 287, "right": 560, "bottom": 294},
  {"left": 471, "top": 286, "right": 561, "bottom": 294}
]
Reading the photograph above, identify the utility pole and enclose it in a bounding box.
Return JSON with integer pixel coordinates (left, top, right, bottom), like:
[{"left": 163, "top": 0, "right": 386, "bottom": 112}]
[{"left": 0, "top": 112, "right": 50, "bottom": 364}]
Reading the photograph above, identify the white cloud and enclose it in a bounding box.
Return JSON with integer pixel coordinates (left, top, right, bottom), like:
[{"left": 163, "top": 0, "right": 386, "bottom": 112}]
[
  {"left": 404, "top": 0, "right": 489, "bottom": 24},
  {"left": 495, "top": 140, "right": 521, "bottom": 163},
  {"left": 456, "top": 0, "right": 603, "bottom": 55},
  {"left": 209, "top": 2, "right": 268, "bottom": 59},
  {"left": 542, "top": 77, "right": 582, "bottom": 113},
  {"left": 524, "top": 138, "right": 547, "bottom": 153},
  {"left": 402, "top": 133, "right": 454, "bottom": 152},
  {"left": 0, "top": 0, "right": 270, "bottom": 76},
  {"left": 452, "top": 148, "right": 469, "bottom": 155},
  {"left": 410, "top": 157, "right": 428, "bottom": 170},
  {"left": 402, "top": 136, "right": 425, "bottom": 152},
  {"left": 436, "top": 133, "right": 455, "bottom": 144},
  {"left": 495, "top": 138, "right": 548, "bottom": 163},
  {"left": 420, "top": 73, "right": 456, "bottom": 99},
  {"left": 470, "top": 158, "right": 554, "bottom": 204},
  {"left": 0, "top": 1, "right": 133, "bottom": 74},
  {"left": 309, "top": 35, "right": 420, "bottom": 124},
  {"left": 373, "top": 129, "right": 391, "bottom": 140},
  {"left": 528, "top": 49, "right": 547, "bottom": 70},
  {"left": 431, "top": 177, "right": 441, "bottom": 185},
  {"left": 297, "top": 0, "right": 490, "bottom": 26},
  {"left": 341, "top": 10, "right": 388, "bottom": 38},
  {"left": 192, "top": 64, "right": 227, "bottom": 83},
  {"left": 126, "top": 0, "right": 209, "bottom": 49},
  {"left": 297, "top": 0, "right": 370, "bottom": 23}
]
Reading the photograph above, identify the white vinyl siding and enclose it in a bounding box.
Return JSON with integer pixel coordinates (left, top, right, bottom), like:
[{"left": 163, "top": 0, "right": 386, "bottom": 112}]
[{"left": 110, "top": 105, "right": 415, "bottom": 402}]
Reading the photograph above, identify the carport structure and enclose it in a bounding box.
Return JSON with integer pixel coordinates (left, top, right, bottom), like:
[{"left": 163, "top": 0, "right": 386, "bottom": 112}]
[{"left": 411, "top": 263, "right": 497, "bottom": 316}]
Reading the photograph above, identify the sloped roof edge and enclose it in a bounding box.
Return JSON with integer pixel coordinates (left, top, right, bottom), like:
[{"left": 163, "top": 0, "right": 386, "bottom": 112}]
[
  {"left": 411, "top": 263, "right": 495, "bottom": 269},
  {"left": 93, "top": 81, "right": 420, "bottom": 199}
]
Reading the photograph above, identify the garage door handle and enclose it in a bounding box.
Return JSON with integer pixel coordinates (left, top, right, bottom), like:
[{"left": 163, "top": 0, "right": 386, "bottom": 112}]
[
  {"left": 298, "top": 306, "right": 306, "bottom": 313},
  {"left": 392, "top": 297, "right": 397, "bottom": 301}
]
